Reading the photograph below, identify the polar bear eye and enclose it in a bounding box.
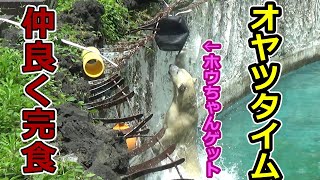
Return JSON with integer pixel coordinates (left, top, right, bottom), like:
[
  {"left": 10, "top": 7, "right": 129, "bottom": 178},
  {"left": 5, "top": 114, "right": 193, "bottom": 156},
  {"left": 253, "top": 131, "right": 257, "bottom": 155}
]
[{"left": 178, "top": 84, "right": 186, "bottom": 92}]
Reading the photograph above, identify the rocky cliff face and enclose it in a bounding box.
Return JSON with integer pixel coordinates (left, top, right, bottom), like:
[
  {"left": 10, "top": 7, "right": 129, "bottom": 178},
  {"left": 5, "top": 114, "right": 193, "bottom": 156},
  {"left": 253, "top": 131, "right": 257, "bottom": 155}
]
[{"left": 120, "top": 0, "right": 320, "bottom": 131}]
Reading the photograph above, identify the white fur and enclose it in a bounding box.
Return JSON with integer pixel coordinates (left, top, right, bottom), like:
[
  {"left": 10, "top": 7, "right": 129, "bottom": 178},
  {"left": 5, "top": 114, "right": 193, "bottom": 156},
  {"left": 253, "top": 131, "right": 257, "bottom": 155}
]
[{"left": 154, "top": 64, "right": 201, "bottom": 179}]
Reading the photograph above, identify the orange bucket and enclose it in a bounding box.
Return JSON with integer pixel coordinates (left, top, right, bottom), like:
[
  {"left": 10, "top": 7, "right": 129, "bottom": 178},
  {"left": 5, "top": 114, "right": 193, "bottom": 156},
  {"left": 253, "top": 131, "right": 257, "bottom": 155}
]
[{"left": 113, "top": 123, "right": 137, "bottom": 151}]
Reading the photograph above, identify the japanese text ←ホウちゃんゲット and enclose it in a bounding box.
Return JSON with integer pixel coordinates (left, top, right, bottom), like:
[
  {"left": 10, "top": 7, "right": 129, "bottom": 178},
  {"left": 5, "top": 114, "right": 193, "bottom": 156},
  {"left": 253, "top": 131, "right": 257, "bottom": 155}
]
[{"left": 201, "top": 39, "right": 223, "bottom": 178}]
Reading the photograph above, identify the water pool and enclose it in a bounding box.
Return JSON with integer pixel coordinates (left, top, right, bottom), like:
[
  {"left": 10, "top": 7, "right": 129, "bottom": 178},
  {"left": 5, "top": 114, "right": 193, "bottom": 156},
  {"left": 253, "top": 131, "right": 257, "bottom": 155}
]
[{"left": 209, "top": 61, "right": 320, "bottom": 179}]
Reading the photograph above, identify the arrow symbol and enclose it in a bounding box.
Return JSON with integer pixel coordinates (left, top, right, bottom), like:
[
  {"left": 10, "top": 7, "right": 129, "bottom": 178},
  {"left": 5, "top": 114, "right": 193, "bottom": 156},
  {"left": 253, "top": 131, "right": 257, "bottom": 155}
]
[{"left": 202, "top": 40, "right": 222, "bottom": 52}]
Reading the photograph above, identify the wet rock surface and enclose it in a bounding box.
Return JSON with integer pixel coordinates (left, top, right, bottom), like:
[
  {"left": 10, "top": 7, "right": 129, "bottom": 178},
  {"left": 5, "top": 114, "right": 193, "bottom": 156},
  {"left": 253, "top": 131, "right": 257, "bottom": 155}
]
[
  {"left": 53, "top": 71, "right": 90, "bottom": 102},
  {"left": 53, "top": 51, "right": 91, "bottom": 102},
  {"left": 54, "top": 1, "right": 131, "bottom": 176},
  {"left": 57, "top": 103, "right": 129, "bottom": 179},
  {"left": 58, "top": 0, "right": 105, "bottom": 47},
  {"left": 0, "top": 27, "right": 23, "bottom": 48},
  {"left": 56, "top": 53, "right": 83, "bottom": 76},
  {"left": 59, "top": 0, "right": 104, "bottom": 32},
  {"left": 122, "top": 0, "right": 161, "bottom": 10}
]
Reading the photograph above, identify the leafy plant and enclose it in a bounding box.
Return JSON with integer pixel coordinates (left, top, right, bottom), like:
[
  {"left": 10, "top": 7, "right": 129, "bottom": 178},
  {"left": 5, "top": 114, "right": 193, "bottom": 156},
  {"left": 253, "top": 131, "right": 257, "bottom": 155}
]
[
  {"left": 55, "top": 0, "right": 143, "bottom": 43},
  {"left": 0, "top": 47, "right": 68, "bottom": 134},
  {"left": 99, "top": 0, "right": 132, "bottom": 42},
  {"left": 0, "top": 46, "right": 90, "bottom": 179},
  {"left": 56, "top": 0, "right": 77, "bottom": 13},
  {"left": 0, "top": 48, "right": 33, "bottom": 133},
  {"left": 0, "top": 132, "right": 25, "bottom": 179},
  {"left": 0, "top": 132, "right": 100, "bottom": 180}
]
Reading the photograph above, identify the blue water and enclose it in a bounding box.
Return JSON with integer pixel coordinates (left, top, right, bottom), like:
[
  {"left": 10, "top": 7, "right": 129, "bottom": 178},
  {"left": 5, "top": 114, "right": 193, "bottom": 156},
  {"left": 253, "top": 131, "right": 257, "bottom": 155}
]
[{"left": 214, "top": 61, "right": 320, "bottom": 180}]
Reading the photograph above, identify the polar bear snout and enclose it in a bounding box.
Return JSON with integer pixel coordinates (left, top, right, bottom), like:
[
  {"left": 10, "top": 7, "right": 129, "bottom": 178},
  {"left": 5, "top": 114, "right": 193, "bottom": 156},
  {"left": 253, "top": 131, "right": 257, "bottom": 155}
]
[{"left": 169, "top": 64, "right": 179, "bottom": 76}]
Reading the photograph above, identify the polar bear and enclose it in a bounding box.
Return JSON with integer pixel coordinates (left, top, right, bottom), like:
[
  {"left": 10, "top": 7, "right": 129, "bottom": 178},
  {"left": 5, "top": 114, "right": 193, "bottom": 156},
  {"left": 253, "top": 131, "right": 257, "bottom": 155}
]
[{"left": 154, "top": 64, "right": 201, "bottom": 179}]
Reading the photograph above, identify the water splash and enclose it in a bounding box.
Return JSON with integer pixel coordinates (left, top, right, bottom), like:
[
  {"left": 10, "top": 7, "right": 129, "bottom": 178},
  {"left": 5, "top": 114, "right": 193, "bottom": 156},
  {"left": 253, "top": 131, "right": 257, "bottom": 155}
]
[
  {"left": 144, "top": 145, "right": 240, "bottom": 180},
  {"left": 198, "top": 145, "right": 240, "bottom": 180},
  {"left": 213, "top": 158, "right": 240, "bottom": 180}
]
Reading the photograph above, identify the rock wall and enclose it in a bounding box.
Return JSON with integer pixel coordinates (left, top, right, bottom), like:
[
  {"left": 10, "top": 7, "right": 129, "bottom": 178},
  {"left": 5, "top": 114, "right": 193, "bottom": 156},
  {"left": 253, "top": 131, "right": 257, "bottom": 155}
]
[{"left": 120, "top": 0, "right": 320, "bottom": 132}]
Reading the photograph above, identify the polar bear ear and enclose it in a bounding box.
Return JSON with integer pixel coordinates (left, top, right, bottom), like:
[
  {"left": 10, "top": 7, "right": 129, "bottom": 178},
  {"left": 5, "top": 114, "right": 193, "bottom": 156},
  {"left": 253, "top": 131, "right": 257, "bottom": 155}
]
[{"left": 193, "top": 78, "right": 197, "bottom": 84}]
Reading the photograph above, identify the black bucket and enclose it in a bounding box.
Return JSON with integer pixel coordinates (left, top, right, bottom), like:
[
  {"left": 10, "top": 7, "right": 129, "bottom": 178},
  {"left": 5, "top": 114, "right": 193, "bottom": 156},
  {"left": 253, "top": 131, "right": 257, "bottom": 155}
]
[{"left": 155, "top": 16, "right": 189, "bottom": 51}]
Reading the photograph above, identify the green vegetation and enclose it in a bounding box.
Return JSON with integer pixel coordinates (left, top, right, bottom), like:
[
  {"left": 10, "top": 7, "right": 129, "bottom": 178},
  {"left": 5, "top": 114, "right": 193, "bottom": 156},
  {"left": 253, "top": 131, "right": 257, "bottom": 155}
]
[
  {"left": 0, "top": 0, "right": 153, "bottom": 178},
  {"left": 0, "top": 132, "right": 101, "bottom": 179},
  {"left": 0, "top": 48, "right": 33, "bottom": 133},
  {"left": 0, "top": 132, "right": 25, "bottom": 179},
  {"left": 57, "top": 0, "right": 145, "bottom": 43},
  {"left": 100, "top": 0, "right": 131, "bottom": 42},
  {"left": 0, "top": 46, "right": 95, "bottom": 179},
  {"left": 0, "top": 5, "right": 89, "bottom": 180},
  {"left": 56, "top": 0, "right": 77, "bottom": 13},
  {"left": 0, "top": 47, "right": 67, "bottom": 134}
]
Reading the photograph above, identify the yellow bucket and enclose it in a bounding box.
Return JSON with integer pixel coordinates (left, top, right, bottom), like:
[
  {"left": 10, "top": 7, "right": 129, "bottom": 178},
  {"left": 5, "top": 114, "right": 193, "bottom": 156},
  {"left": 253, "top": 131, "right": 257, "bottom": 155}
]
[
  {"left": 113, "top": 123, "right": 137, "bottom": 151},
  {"left": 81, "top": 47, "right": 105, "bottom": 78}
]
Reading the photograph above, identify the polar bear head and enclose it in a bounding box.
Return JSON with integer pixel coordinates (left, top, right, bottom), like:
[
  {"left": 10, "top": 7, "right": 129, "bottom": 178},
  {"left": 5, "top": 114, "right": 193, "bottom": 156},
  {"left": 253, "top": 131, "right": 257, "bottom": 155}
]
[{"left": 168, "top": 64, "right": 197, "bottom": 111}]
